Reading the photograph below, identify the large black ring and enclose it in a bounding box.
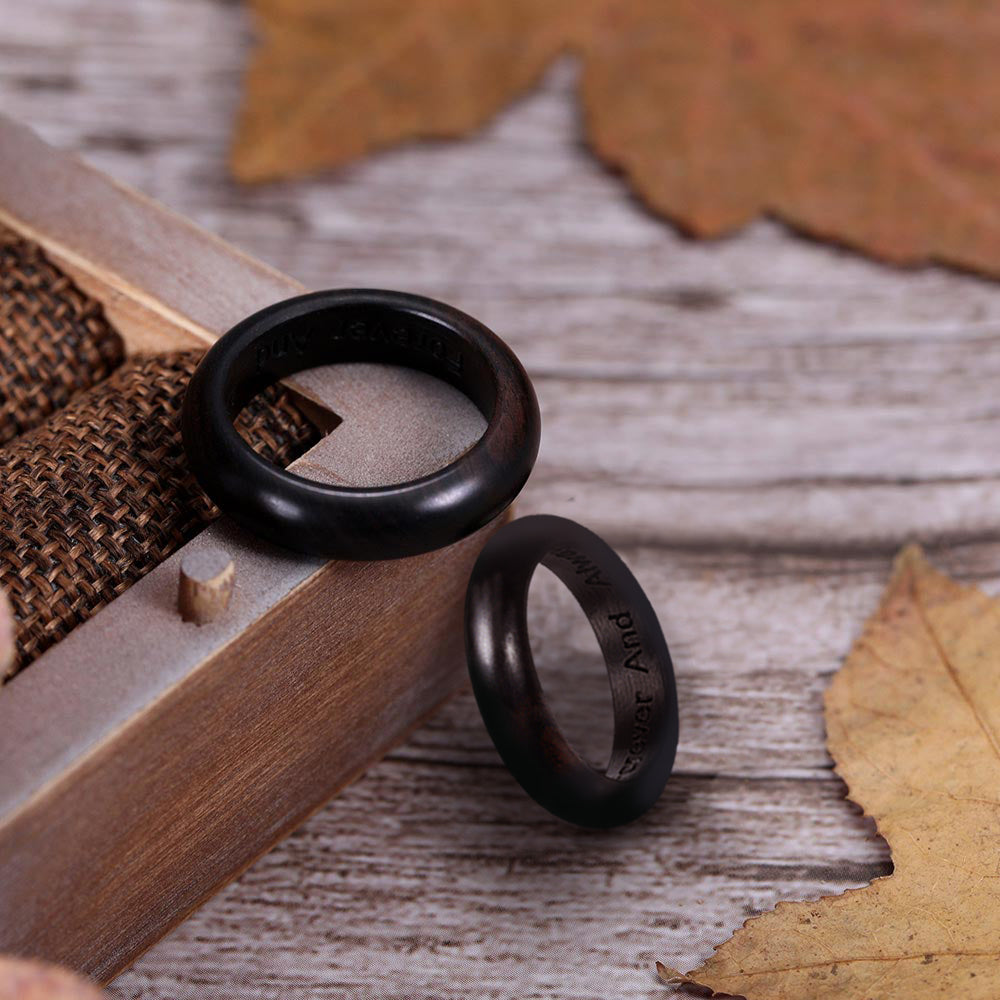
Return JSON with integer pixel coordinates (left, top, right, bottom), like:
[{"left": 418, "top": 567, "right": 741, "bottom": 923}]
[
  {"left": 465, "top": 515, "right": 679, "bottom": 828},
  {"left": 182, "top": 289, "right": 540, "bottom": 560}
]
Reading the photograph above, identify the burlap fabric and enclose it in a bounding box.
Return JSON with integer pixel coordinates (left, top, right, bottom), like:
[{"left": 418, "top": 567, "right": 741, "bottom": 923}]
[
  {"left": 1, "top": 224, "right": 124, "bottom": 446},
  {"left": 1, "top": 234, "right": 318, "bottom": 680}
]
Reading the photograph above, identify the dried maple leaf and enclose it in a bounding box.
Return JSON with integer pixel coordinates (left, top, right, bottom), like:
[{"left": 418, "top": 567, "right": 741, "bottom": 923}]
[
  {"left": 232, "top": 0, "right": 583, "bottom": 183},
  {"left": 659, "top": 545, "right": 1000, "bottom": 999},
  {"left": 234, "top": 0, "right": 1000, "bottom": 275}
]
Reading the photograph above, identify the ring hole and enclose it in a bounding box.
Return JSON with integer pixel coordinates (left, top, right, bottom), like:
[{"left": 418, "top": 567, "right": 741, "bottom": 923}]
[
  {"left": 250, "top": 364, "right": 487, "bottom": 488},
  {"left": 528, "top": 565, "right": 615, "bottom": 772}
]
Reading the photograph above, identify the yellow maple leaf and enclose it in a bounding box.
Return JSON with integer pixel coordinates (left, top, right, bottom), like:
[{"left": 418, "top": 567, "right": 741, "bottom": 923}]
[{"left": 660, "top": 546, "right": 1000, "bottom": 999}]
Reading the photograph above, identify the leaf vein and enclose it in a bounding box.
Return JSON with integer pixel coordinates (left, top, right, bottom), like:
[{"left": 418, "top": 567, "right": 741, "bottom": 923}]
[
  {"left": 715, "top": 947, "right": 1000, "bottom": 979},
  {"left": 911, "top": 576, "right": 1000, "bottom": 766}
]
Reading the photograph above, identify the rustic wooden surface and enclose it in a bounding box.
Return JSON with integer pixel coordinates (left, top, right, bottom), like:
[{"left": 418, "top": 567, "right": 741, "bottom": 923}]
[{"left": 6, "top": 3, "right": 1000, "bottom": 998}]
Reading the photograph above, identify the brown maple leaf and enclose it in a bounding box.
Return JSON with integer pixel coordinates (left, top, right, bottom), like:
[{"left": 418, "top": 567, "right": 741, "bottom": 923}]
[
  {"left": 232, "top": 0, "right": 582, "bottom": 181},
  {"left": 658, "top": 545, "right": 1000, "bottom": 999},
  {"left": 233, "top": 0, "right": 1000, "bottom": 275}
]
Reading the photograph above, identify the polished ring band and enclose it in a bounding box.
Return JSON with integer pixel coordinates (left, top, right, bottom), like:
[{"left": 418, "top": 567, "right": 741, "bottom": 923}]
[
  {"left": 465, "top": 515, "right": 679, "bottom": 828},
  {"left": 182, "top": 289, "right": 541, "bottom": 560}
]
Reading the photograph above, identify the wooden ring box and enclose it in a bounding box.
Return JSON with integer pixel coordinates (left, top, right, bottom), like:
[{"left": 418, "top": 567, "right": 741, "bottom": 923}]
[{"left": 0, "top": 116, "right": 500, "bottom": 983}]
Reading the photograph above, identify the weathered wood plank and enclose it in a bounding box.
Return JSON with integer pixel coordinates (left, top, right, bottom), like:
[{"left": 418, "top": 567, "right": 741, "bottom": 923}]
[
  {"left": 6, "top": 1, "right": 1000, "bottom": 997},
  {"left": 108, "top": 770, "right": 891, "bottom": 1000}
]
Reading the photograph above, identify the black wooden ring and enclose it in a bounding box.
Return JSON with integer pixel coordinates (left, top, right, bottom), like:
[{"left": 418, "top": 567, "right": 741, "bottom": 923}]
[
  {"left": 182, "top": 289, "right": 541, "bottom": 560},
  {"left": 465, "top": 515, "right": 679, "bottom": 828}
]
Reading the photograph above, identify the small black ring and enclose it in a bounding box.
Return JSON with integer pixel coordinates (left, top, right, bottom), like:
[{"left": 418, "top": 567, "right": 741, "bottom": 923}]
[
  {"left": 465, "top": 515, "right": 679, "bottom": 828},
  {"left": 182, "top": 289, "right": 541, "bottom": 560}
]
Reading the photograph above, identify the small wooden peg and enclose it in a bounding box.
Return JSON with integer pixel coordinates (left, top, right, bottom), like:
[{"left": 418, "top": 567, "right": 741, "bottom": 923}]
[
  {"left": 0, "top": 588, "right": 15, "bottom": 681},
  {"left": 178, "top": 546, "right": 235, "bottom": 625}
]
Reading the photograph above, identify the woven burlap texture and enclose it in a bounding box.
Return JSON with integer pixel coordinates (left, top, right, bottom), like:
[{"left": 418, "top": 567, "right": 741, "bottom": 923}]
[
  {"left": 0, "top": 351, "right": 319, "bottom": 679},
  {"left": 1, "top": 224, "right": 124, "bottom": 446}
]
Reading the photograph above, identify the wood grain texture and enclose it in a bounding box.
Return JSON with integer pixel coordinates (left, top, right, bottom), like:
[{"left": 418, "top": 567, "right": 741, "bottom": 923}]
[{"left": 6, "top": 2, "right": 1000, "bottom": 997}]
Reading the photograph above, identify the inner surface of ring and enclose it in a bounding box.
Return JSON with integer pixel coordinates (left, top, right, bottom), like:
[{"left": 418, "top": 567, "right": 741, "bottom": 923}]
[
  {"left": 528, "top": 564, "right": 616, "bottom": 772},
  {"left": 540, "top": 548, "right": 666, "bottom": 782},
  {"left": 225, "top": 302, "right": 497, "bottom": 421}
]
